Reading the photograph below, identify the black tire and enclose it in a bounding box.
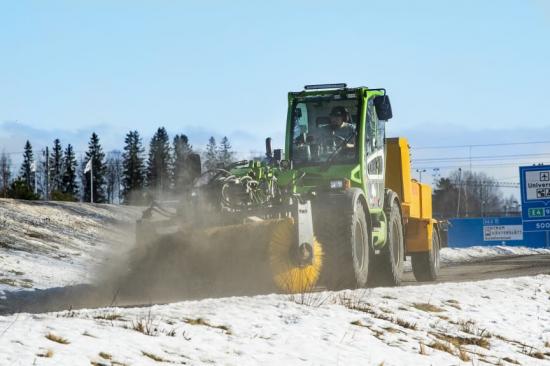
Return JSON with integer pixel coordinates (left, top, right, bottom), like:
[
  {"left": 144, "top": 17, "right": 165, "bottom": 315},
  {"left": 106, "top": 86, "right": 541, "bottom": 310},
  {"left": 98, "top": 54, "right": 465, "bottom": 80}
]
[
  {"left": 371, "top": 191, "right": 404, "bottom": 286},
  {"left": 315, "top": 196, "right": 371, "bottom": 290},
  {"left": 411, "top": 226, "right": 441, "bottom": 282}
]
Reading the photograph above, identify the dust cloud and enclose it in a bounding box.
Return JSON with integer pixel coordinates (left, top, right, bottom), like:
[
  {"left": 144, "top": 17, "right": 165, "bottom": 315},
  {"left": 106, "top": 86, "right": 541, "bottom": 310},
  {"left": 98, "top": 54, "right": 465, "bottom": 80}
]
[{"left": 0, "top": 197, "right": 282, "bottom": 315}]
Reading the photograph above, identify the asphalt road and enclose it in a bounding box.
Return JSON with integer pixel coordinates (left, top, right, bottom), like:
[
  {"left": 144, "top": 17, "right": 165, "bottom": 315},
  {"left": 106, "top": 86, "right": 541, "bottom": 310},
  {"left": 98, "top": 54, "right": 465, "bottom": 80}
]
[
  {"left": 2, "top": 254, "right": 550, "bottom": 315},
  {"left": 403, "top": 254, "right": 550, "bottom": 284}
]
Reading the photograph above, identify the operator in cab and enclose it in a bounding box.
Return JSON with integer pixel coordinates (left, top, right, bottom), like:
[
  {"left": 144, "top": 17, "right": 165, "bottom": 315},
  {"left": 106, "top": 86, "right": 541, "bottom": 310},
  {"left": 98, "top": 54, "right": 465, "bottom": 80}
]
[
  {"left": 318, "top": 106, "right": 356, "bottom": 151},
  {"left": 328, "top": 106, "right": 355, "bottom": 138}
]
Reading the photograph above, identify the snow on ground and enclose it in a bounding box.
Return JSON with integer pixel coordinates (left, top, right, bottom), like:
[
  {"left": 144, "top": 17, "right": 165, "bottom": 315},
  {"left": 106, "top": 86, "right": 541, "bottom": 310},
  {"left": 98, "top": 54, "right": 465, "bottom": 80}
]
[
  {"left": 0, "top": 199, "right": 141, "bottom": 298},
  {"left": 441, "top": 245, "right": 550, "bottom": 264},
  {"left": 0, "top": 275, "right": 549, "bottom": 365},
  {"left": 2, "top": 198, "right": 550, "bottom": 364}
]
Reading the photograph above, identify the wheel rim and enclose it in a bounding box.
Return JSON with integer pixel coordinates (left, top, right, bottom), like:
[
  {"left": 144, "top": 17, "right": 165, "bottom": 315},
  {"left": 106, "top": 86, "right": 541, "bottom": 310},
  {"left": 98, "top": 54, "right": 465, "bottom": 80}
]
[
  {"left": 391, "top": 220, "right": 401, "bottom": 266},
  {"left": 354, "top": 221, "right": 365, "bottom": 271}
]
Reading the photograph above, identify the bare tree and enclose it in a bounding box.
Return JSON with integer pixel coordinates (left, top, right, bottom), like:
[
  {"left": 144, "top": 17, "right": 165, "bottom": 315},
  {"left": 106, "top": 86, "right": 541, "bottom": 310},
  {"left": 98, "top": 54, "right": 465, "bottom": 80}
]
[
  {"left": 0, "top": 151, "right": 12, "bottom": 198},
  {"left": 433, "top": 169, "right": 505, "bottom": 218},
  {"left": 106, "top": 150, "right": 123, "bottom": 204}
]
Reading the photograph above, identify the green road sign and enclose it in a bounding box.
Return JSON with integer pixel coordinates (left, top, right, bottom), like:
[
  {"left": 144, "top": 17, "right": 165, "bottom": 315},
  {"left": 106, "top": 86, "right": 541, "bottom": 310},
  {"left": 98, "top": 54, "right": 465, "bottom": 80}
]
[{"left": 528, "top": 207, "right": 545, "bottom": 218}]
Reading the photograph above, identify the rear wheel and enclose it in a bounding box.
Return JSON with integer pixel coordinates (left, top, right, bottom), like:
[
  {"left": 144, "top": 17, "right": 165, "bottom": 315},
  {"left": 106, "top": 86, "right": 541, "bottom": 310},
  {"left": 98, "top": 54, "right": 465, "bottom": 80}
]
[
  {"left": 317, "top": 199, "right": 371, "bottom": 290},
  {"left": 372, "top": 191, "right": 404, "bottom": 286},
  {"left": 411, "top": 226, "right": 441, "bottom": 282}
]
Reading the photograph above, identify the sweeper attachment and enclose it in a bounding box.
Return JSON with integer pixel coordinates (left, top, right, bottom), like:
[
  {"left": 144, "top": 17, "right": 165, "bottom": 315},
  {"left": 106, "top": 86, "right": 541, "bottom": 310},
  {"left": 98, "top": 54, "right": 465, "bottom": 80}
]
[
  {"left": 129, "top": 161, "right": 324, "bottom": 297},
  {"left": 130, "top": 83, "right": 441, "bottom": 298}
]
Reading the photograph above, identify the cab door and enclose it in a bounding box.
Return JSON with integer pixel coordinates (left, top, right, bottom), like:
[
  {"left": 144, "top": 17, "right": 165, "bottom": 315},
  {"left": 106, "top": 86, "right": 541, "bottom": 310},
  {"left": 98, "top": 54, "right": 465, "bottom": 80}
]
[{"left": 364, "top": 97, "right": 385, "bottom": 209}]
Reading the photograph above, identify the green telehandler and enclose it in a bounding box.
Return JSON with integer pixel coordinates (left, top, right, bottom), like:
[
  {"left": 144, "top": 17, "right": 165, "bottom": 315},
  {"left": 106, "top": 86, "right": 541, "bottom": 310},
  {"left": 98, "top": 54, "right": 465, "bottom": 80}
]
[{"left": 130, "top": 83, "right": 441, "bottom": 298}]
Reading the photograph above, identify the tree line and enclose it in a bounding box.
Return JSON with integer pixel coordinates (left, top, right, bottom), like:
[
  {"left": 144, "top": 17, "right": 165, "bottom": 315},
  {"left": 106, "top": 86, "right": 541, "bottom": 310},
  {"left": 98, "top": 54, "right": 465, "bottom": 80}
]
[
  {"left": 0, "top": 127, "right": 235, "bottom": 205},
  {"left": 432, "top": 169, "right": 519, "bottom": 218}
]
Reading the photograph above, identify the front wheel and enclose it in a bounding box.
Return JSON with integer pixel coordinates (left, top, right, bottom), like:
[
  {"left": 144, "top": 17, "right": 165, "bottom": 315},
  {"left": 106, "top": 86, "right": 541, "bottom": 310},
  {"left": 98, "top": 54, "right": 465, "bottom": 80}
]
[
  {"left": 318, "top": 200, "right": 371, "bottom": 290},
  {"left": 411, "top": 226, "right": 441, "bottom": 282},
  {"left": 372, "top": 191, "right": 404, "bottom": 286}
]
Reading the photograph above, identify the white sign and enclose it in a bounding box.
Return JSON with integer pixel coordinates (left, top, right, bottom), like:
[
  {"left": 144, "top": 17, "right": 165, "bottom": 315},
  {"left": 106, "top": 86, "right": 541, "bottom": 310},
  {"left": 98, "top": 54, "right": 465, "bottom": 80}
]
[
  {"left": 525, "top": 170, "right": 550, "bottom": 200},
  {"left": 483, "top": 225, "right": 523, "bottom": 241}
]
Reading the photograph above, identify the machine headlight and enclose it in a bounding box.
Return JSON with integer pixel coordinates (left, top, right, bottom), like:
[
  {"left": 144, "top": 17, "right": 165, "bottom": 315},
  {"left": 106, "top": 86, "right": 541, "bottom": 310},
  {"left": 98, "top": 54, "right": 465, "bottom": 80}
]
[{"left": 329, "top": 179, "right": 350, "bottom": 190}]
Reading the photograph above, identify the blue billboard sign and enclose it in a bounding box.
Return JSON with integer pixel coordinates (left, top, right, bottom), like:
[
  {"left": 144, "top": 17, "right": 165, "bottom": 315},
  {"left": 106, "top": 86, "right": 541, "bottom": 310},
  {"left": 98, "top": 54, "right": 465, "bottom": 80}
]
[{"left": 519, "top": 165, "right": 550, "bottom": 232}]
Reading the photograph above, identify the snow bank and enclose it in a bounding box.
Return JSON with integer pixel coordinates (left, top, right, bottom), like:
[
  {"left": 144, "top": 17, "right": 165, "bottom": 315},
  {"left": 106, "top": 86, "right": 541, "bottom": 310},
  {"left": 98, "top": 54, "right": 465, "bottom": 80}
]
[
  {"left": 1, "top": 275, "right": 549, "bottom": 365},
  {"left": 441, "top": 245, "right": 550, "bottom": 264},
  {"left": 0, "top": 199, "right": 140, "bottom": 297}
]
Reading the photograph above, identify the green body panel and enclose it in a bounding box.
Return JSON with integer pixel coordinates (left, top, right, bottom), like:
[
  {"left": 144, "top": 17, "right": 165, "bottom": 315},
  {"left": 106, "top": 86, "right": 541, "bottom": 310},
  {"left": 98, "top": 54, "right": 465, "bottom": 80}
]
[{"left": 229, "top": 86, "right": 390, "bottom": 249}]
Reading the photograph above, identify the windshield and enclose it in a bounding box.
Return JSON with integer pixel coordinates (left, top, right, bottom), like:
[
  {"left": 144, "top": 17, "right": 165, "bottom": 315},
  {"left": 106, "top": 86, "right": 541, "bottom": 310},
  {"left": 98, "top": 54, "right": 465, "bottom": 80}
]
[{"left": 290, "top": 96, "right": 360, "bottom": 166}]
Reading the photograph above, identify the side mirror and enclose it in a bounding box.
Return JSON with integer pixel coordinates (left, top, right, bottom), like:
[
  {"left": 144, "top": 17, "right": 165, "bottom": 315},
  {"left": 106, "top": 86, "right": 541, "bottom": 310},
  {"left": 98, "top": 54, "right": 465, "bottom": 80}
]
[{"left": 374, "top": 95, "right": 393, "bottom": 120}]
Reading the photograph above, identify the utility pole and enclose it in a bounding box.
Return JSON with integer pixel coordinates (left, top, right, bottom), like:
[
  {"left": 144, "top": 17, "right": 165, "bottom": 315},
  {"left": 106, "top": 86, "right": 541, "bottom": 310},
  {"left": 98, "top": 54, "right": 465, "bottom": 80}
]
[
  {"left": 468, "top": 145, "right": 472, "bottom": 173},
  {"left": 416, "top": 169, "right": 427, "bottom": 183},
  {"left": 456, "top": 168, "right": 462, "bottom": 217}
]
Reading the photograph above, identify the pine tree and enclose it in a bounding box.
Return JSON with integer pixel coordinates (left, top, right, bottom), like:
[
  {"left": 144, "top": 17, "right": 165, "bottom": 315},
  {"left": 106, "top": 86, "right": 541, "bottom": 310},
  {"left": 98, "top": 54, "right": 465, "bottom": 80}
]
[
  {"left": 218, "top": 136, "right": 234, "bottom": 167},
  {"left": 204, "top": 136, "right": 218, "bottom": 171},
  {"left": 61, "top": 144, "right": 78, "bottom": 199},
  {"left": 82, "top": 132, "right": 107, "bottom": 203},
  {"left": 19, "top": 140, "right": 35, "bottom": 192},
  {"left": 146, "top": 127, "right": 171, "bottom": 197},
  {"left": 172, "top": 134, "right": 194, "bottom": 193},
  {"left": 122, "top": 130, "right": 146, "bottom": 204},
  {"left": 49, "top": 139, "right": 63, "bottom": 193}
]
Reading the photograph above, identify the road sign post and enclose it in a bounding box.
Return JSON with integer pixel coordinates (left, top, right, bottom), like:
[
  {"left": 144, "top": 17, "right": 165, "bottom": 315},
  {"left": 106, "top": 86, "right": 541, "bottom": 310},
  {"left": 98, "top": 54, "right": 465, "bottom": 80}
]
[{"left": 519, "top": 165, "right": 550, "bottom": 247}]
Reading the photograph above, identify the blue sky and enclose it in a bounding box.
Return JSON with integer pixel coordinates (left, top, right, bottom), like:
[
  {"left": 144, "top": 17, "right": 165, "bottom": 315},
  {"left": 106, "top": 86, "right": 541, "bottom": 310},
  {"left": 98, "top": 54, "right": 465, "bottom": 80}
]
[{"left": 1, "top": 0, "right": 549, "bottom": 188}]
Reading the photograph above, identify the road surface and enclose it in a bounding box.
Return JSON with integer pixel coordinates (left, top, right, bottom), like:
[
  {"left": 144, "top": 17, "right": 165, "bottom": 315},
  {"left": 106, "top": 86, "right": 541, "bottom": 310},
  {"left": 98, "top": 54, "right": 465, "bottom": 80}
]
[
  {"left": 2, "top": 254, "right": 550, "bottom": 315},
  {"left": 403, "top": 254, "right": 550, "bottom": 284}
]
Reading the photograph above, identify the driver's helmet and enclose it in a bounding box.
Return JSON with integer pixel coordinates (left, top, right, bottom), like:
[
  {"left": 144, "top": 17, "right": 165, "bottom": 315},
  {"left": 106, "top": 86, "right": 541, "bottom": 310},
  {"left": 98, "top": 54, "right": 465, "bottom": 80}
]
[{"left": 329, "top": 106, "right": 350, "bottom": 122}]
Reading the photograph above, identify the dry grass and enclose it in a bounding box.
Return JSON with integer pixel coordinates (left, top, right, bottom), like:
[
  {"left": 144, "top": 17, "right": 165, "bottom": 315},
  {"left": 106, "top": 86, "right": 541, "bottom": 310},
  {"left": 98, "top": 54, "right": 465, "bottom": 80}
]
[
  {"left": 502, "top": 357, "right": 520, "bottom": 364},
  {"left": 99, "top": 352, "right": 112, "bottom": 360},
  {"left": 429, "top": 341, "right": 454, "bottom": 355},
  {"left": 350, "top": 320, "right": 365, "bottom": 327},
  {"left": 340, "top": 298, "right": 417, "bottom": 331},
  {"left": 142, "top": 351, "right": 166, "bottom": 362},
  {"left": 394, "top": 317, "right": 417, "bottom": 330},
  {"left": 45, "top": 332, "right": 70, "bottom": 344},
  {"left": 546, "top": 340, "right": 550, "bottom": 348},
  {"left": 36, "top": 349, "right": 54, "bottom": 358},
  {"left": 82, "top": 331, "right": 97, "bottom": 338},
  {"left": 419, "top": 342, "right": 428, "bottom": 355},
  {"left": 433, "top": 332, "right": 490, "bottom": 349},
  {"left": 458, "top": 347, "right": 471, "bottom": 362},
  {"left": 184, "top": 317, "right": 231, "bottom": 334},
  {"left": 412, "top": 303, "right": 445, "bottom": 313},
  {"left": 445, "top": 300, "right": 461, "bottom": 309},
  {"left": 132, "top": 317, "right": 159, "bottom": 336},
  {"left": 94, "top": 313, "right": 123, "bottom": 321},
  {"left": 289, "top": 291, "right": 333, "bottom": 307},
  {"left": 0, "top": 278, "right": 17, "bottom": 286},
  {"left": 455, "top": 319, "right": 491, "bottom": 338}
]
